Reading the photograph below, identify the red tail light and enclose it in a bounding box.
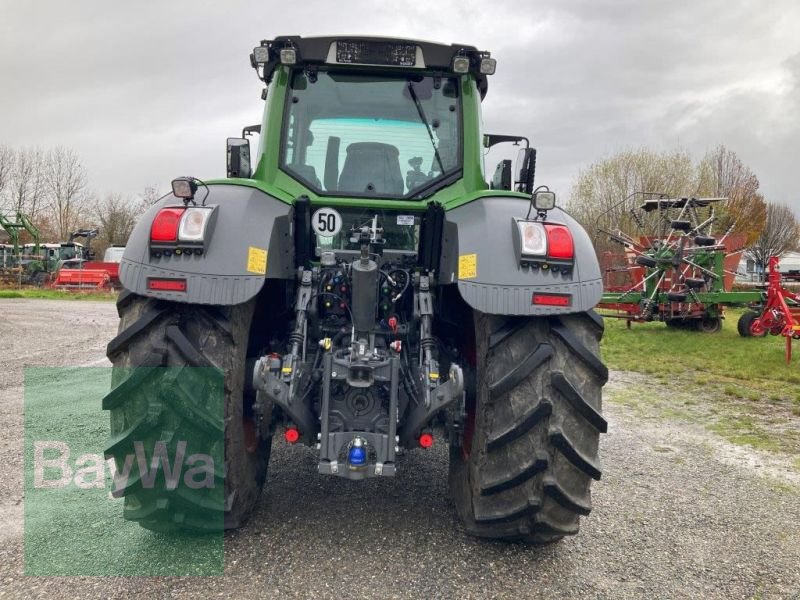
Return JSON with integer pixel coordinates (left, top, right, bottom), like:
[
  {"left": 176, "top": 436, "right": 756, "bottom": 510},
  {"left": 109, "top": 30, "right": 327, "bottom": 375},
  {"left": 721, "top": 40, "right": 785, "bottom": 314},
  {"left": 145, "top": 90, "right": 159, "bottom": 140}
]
[
  {"left": 544, "top": 224, "right": 574, "bottom": 259},
  {"left": 150, "top": 208, "right": 185, "bottom": 242},
  {"left": 148, "top": 278, "right": 187, "bottom": 292},
  {"left": 532, "top": 293, "right": 571, "bottom": 307}
]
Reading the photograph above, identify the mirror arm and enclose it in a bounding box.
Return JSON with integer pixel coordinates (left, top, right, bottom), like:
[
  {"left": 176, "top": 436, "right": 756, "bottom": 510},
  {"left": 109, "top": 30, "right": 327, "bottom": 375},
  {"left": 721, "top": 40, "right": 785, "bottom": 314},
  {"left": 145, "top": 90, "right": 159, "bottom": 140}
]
[
  {"left": 484, "top": 134, "right": 530, "bottom": 149},
  {"left": 242, "top": 124, "right": 262, "bottom": 138}
]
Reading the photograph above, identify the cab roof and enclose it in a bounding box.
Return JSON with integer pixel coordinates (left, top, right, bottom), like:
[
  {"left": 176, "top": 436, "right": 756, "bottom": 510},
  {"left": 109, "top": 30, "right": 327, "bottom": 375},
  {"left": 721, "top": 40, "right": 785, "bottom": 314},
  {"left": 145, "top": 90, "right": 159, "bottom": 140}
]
[{"left": 252, "top": 35, "right": 493, "bottom": 99}]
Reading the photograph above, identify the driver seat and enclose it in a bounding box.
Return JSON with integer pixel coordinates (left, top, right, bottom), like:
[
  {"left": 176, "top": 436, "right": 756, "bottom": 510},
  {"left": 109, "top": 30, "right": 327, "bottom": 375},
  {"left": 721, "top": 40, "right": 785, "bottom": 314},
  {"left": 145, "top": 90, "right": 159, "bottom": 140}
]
[{"left": 338, "top": 142, "right": 404, "bottom": 195}]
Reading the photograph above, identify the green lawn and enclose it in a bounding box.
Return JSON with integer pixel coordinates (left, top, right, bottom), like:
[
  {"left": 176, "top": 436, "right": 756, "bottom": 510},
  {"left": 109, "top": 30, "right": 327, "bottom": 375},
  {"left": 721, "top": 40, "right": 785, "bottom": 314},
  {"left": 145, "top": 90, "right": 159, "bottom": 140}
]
[
  {"left": 0, "top": 288, "right": 117, "bottom": 301},
  {"left": 601, "top": 308, "right": 800, "bottom": 458}
]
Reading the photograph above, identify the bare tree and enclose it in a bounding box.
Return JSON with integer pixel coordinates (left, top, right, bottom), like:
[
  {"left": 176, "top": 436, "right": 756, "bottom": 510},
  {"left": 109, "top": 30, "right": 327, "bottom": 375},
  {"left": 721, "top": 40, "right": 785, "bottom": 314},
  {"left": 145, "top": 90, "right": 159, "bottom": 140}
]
[
  {"left": 0, "top": 145, "right": 13, "bottom": 208},
  {"left": 696, "top": 145, "right": 765, "bottom": 245},
  {"left": 46, "top": 146, "right": 88, "bottom": 240},
  {"left": 7, "top": 147, "right": 47, "bottom": 219},
  {"left": 568, "top": 145, "right": 769, "bottom": 255},
  {"left": 746, "top": 203, "right": 800, "bottom": 279},
  {"left": 567, "top": 148, "right": 697, "bottom": 249},
  {"left": 140, "top": 184, "right": 162, "bottom": 206},
  {"left": 93, "top": 192, "right": 148, "bottom": 256}
]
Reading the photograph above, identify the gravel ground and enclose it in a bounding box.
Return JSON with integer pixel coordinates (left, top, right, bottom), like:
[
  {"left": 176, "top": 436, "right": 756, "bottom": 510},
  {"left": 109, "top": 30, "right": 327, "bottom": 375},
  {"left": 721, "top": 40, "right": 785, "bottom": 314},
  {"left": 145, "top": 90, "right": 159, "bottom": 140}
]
[{"left": 1, "top": 298, "right": 799, "bottom": 599}]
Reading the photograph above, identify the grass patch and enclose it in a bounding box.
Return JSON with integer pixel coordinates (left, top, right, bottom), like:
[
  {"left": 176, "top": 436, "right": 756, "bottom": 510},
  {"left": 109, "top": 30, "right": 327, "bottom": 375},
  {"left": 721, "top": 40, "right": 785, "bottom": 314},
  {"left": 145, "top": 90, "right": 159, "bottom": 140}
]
[
  {"left": 0, "top": 288, "right": 116, "bottom": 301},
  {"left": 709, "top": 415, "right": 782, "bottom": 452},
  {"left": 602, "top": 308, "right": 800, "bottom": 462},
  {"left": 602, "top": 308, "right": 800, "bottom": 402}
]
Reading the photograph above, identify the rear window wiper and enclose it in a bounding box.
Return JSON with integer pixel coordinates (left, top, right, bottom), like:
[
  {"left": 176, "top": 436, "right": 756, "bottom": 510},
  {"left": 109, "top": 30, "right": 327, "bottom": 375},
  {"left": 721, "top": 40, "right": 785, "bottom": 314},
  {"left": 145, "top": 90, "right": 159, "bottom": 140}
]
[{"left": 407, "top": 82, "right": 445, "bottom": 176}]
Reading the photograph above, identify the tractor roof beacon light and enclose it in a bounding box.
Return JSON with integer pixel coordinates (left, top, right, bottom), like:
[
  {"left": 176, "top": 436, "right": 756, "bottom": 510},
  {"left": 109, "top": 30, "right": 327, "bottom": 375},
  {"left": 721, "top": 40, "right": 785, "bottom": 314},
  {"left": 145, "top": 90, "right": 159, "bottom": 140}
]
[{"left": 172, "top": 177, "right": 198, "bottom": 202}]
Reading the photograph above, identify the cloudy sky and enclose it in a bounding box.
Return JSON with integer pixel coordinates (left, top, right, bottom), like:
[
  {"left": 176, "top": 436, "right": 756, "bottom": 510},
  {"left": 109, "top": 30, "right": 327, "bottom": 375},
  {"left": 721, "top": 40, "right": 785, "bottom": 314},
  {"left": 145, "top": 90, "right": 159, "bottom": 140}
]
[{"left": 2, "top": 0, "right": 798, "bottom": 207}]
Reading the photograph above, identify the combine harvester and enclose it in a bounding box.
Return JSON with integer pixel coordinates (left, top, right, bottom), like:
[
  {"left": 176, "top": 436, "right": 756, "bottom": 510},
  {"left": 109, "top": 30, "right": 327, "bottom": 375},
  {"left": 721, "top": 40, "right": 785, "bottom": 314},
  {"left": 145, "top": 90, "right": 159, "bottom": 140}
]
[{"left": 597, "top": 195, "right": 763, "bottom": 332}]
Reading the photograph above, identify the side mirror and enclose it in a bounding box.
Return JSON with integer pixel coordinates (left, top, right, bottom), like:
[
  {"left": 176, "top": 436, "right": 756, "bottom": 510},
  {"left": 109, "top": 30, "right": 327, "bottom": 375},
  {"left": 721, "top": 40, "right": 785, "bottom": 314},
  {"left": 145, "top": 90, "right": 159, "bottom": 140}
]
[
  {"left": 227, "top": 137, "right": 252, "bottom": 178},
  {"left": 515, "top": 147, "right": 537, "bottom": 194},
  {"left": 491, "top": 160, "right": 512, "bottom": 190}
]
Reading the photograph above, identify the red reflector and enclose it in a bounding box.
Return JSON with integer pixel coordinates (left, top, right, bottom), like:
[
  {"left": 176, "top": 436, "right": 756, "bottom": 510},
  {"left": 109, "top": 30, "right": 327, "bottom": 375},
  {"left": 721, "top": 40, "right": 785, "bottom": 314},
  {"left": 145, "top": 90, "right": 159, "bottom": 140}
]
[
  {"left": 147, "top": 278, "right": 187, "bottom": 292},
  {"left": 544, "top": 224, "right": 574, "bottom": 259},
  {"left": 150, "top": 208, "right": 185, "bottom": 242},
  {"left": 533, "top": 293, "right": 572, "bottom": 307},
  {"left": 419, "top": 433, "right": 434, "bottom": 448},
  {"left": 284, "top": 427, "right": 300, "bottom": 444}
]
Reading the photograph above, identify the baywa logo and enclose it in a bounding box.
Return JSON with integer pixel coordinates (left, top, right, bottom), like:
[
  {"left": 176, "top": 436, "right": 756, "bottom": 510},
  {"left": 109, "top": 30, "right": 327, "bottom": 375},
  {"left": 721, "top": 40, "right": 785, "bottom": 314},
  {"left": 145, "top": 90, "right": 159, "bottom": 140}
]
[{"left": 34, "top": 440, "right": 216, "bottom": 495}]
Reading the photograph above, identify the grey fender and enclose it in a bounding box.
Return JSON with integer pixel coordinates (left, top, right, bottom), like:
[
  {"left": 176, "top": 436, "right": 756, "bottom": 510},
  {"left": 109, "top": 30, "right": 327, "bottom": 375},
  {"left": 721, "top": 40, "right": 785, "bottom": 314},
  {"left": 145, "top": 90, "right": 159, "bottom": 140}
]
[
  {"left": 441, "top": 197, "right": 603, "bottom": 315},
  {"left": 119, "top": 184, "right": 293, "bottom": 304}
]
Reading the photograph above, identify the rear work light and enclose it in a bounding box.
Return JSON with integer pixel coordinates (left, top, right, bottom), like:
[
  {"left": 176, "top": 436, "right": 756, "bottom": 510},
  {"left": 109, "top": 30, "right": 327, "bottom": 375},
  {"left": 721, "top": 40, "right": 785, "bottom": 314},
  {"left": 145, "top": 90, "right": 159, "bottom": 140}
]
[
  {"left": 147, "top": 278, "right": 187, "bottom": 292},
  {"left": 150, "top": 208, "right": 185, "bottom": 242}
]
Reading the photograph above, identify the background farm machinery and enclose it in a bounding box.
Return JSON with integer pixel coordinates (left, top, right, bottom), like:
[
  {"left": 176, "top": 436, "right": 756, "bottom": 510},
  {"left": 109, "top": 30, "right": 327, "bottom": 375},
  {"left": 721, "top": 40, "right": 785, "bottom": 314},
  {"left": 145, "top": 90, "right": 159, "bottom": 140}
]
[
  {"left": 0, "top": 214, "right": 121, "bottom": 290},
  {"left": 738, "top": 256, "right": 800, "bottom": 362},
  {"left": 597, "top": 195, "right": 762, "bottom": 332},
  {"left": 597, "top": 193, "right": 800, "bottom": 361}
]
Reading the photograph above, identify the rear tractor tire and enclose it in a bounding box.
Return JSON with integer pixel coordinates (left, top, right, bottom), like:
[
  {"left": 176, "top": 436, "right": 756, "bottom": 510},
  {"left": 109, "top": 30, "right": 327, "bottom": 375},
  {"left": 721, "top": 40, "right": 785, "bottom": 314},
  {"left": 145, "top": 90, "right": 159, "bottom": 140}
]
[
  {"left": 449, "top": 311, "right": 607, "bottom": 543},
  {"left": 103, "top": 291, "right": 270, "bottom": 532}
]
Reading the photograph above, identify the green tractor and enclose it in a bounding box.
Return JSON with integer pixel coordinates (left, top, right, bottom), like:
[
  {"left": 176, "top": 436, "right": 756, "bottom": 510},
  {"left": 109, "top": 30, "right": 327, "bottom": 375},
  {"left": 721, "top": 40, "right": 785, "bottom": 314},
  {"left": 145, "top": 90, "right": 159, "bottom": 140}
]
[
  {"left": 0, "top": 211, "right": 45, "bottom": 285},
  {"left": 104, "top": 36, "right": 607, "bottom": 542}
]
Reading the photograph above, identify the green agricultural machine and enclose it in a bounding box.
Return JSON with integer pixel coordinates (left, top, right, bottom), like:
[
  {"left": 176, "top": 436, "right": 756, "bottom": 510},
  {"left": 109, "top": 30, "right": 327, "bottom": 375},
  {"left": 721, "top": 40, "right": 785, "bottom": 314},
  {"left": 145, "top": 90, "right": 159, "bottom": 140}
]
[
  {"left": 0, "top": 213, "right": 95, "bottom": 286},
  {"left": 0, "top": 211, "right": 44, "bottom": 285},
  {"left": 104, "top": 36, "right": 608, "bottom": 542},
  {"left": 598, "top": 195, "right": 763, "bottom": 331}
]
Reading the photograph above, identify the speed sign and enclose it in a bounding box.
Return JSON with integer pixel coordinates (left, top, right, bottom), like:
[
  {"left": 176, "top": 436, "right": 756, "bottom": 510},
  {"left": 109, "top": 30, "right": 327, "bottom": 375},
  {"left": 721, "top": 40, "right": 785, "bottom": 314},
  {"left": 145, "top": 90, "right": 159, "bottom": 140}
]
[{"left": 311, "top": 207, "right": 342, "bottom": 237}]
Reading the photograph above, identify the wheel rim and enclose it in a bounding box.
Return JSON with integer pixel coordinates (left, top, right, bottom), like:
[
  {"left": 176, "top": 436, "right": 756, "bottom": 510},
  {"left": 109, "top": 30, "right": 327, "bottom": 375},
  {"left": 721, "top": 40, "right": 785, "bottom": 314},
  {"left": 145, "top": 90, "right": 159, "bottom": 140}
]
[{"left": 698, "top": 317, "right": 721, "bottom": 333}]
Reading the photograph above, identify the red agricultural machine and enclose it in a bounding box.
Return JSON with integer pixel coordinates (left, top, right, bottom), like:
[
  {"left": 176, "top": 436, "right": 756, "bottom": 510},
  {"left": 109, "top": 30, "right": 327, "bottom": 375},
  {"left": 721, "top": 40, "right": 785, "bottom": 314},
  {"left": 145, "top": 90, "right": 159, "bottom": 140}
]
[
  {"left": 50, "top": 231, "right": 122, "bottom": 290},
  {"left": 738, "top": 256, "right": 800, "bottom": 363}
]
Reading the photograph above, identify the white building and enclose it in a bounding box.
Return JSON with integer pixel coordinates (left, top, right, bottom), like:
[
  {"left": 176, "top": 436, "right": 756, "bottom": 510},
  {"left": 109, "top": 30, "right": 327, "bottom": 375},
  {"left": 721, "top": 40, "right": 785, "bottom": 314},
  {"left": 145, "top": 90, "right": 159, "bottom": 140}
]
[{"left": 736, "top": 250, "right": 800, "bottom": 282}]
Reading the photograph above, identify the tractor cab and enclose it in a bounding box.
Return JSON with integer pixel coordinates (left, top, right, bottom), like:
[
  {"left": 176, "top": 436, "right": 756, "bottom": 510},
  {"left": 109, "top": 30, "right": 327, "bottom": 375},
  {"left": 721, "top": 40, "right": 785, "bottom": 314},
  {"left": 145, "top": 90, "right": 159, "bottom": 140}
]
[{"left": 225, "top": 37, "right": 535, "bottom": 204}]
